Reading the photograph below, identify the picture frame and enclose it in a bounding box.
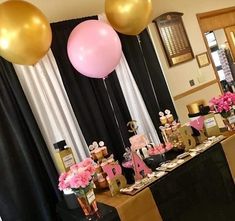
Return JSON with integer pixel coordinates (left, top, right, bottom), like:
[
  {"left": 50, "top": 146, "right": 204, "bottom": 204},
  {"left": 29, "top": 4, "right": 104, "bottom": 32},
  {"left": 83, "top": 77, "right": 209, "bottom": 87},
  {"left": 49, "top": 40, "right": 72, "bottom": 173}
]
[{"left": 196, "top": 52, "right": 210, "bottom": 68}]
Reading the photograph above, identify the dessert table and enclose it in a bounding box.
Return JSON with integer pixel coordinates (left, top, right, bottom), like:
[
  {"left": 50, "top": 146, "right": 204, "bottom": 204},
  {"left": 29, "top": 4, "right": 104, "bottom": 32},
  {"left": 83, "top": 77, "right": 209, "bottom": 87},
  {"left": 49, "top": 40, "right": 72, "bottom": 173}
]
[
  {"left": 57, "top": 135, "right": 235, "bottom": 221},
  {"left": 149, "top": 140, "right": 235, "bottom": 221}
]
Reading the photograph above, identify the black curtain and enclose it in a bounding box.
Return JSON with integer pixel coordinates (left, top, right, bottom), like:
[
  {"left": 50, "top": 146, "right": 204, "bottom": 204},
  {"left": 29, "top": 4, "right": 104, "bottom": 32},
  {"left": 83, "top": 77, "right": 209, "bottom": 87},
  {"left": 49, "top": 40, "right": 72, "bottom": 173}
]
[
  {"left": 50, "top": 17, "right": 132, "bottom": 166},
  {"left": 119, "top": 31, "right": 177, "bottom": 140},
  {"left": 0, "top": 58, "right": 60, "bottom": 221}
]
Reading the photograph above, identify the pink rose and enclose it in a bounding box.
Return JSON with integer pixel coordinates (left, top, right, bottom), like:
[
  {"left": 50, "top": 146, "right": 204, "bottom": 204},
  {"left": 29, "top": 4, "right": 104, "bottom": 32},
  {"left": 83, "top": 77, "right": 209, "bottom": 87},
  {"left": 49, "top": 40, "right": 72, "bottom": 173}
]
[
  {"left": 58, "top": 158, "right": 95, "bottom": 191},
  {"left": 70, "top": 162, "right": 83, "bottom": 172},
  {"left": 82, "top": 158, "right": 93, "bottom": 167},
  {"left": 85, "top": 165, "right": 96, "bottom": 175},
  {"left": 59, "top": 172, "right": 68, "bottom": 182},
  {"left": 78, "top": 171, "right": 92, "bottom": 188},
  {"left": 69, "top": 174, "right": 82, "bottom": 189},
  {"left": 58, "top": 180, "right": 69, "bottom": 191}
]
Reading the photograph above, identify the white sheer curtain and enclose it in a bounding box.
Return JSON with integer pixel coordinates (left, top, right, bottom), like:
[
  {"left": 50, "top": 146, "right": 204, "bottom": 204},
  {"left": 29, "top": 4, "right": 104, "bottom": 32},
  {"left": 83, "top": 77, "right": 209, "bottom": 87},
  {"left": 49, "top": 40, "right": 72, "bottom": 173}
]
[
  {"left": 115, "top": 54, "right": 161, "bottom": 144},
  {"left": 98, "top": 14, "right": 160, "bottom": 144},
  {"left": 13, "top": 50, "right": 89, "bottom": 168}
]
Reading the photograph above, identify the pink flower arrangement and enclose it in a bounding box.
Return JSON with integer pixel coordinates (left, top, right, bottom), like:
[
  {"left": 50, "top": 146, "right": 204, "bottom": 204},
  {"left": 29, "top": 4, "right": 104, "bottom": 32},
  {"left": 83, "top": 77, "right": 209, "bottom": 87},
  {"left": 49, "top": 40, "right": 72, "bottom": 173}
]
[
  {"left": 209, "top": 92, "right": 235, "bottom": 116},
  {"left": 58, "top": 158, "right": 96, "bottom": 191}
]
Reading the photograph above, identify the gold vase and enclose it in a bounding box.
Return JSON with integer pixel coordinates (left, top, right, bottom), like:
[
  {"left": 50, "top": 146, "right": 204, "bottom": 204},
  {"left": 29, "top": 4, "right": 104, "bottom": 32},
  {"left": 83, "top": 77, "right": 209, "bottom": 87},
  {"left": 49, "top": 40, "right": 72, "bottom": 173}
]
[{"left": 75, "top": 186, "right": 98, "bottom": 216}]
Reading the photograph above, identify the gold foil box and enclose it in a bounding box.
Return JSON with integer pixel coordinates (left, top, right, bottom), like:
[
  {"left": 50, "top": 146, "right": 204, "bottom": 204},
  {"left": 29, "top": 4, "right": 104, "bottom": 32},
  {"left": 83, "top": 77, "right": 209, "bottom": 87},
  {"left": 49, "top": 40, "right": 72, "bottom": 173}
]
[{"left": 186, "top": 100, "right": 205, "bottom": 114}]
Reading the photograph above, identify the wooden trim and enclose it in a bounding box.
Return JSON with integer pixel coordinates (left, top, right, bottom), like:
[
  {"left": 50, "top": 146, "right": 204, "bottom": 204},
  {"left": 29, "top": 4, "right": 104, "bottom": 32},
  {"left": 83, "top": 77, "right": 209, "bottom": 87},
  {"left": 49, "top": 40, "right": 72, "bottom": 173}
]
[
  {"left": 196, "top": 7, "right": 235, "bottom": 33},
  {"left": 197, "top": 6, "right": 235, "bottom": 20},
  {"left": 173, "top": 80, "right": 218, "bottom": 101}
]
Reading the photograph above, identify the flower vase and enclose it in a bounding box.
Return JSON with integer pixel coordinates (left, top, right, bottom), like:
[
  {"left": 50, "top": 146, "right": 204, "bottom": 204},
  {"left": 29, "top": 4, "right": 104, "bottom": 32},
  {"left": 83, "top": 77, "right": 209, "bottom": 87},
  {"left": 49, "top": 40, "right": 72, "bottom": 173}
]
[{"left": 75, "top": 186, "right": 98, "bottom": 216}]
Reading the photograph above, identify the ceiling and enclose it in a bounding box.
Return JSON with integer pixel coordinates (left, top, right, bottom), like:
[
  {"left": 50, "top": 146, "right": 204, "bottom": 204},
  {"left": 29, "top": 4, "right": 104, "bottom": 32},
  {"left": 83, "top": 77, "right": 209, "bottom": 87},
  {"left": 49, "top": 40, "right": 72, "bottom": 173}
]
[{"left": 0, "top": 0, "right": 159, "bottom": 23}]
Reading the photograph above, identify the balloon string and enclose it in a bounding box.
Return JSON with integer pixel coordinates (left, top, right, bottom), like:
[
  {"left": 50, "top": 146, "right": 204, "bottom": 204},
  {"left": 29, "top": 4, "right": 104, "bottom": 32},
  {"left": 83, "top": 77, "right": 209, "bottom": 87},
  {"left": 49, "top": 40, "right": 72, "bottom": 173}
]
[
  {"left": 103, "top": 78, "right": 126, "bottom": 149},
  {"left": 137, "top": 35, "right": 161, "bottom": 111}
]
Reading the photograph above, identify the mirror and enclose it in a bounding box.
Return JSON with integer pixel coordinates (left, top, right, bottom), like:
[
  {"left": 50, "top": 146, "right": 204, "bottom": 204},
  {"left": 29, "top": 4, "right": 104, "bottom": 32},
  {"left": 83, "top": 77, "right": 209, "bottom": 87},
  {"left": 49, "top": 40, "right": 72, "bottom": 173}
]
[
  {"left": 204, "top": 28, "right": 235, "bottom": 93},
  {"left": 197, "top": 7, "right": 235, "bottom": 94}
]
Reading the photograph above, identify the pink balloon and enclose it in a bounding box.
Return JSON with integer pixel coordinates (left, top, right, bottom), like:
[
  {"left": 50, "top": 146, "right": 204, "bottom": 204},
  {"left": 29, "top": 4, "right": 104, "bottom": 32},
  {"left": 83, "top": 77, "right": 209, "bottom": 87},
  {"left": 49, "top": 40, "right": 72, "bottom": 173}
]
[{"left": 67, "top": 20, "right": 122, "bottom": 78}]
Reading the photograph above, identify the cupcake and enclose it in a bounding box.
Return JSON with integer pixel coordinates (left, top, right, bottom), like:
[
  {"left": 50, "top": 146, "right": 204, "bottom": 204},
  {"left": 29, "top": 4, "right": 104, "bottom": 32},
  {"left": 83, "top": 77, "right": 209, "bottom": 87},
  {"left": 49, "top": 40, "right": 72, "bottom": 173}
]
[
  {"left": 166, "top": 114, "right": 174, "bottom": 124},
  {"left": 94, "top": 164, "right": 102, "bottom": 173},
  {"left": 171, "top": 124, "right": 178, "bottom": 131},
  {"left": 101, "top": 146, "right": 108, "bottom": 156},
  {"left": 90, "top": 149, "right": 97, "bottom": 160},
  {"left": 97, "top": 173, "right": 108, "bottom": 188},
  {"left": 159, "top": 111, "right": 167, "bottom": 125},
  {"left": 98, "top": 178, "right": 108, "bottom": 188},
  {"left": 165, "top": 109, "right": 174, "bottom": 124},
  {"left": 157, "top": 144, "right": 165, "bottom": 154},
  {"left": 100, "top": 161, "right": 108, "bottom": 168},
  {"left": 165, "top": 127, "right": 172, "bottom": 135},
  {"left": 165, "top": 142, "right": 173, "bottom": 151},
  {"left": 107, "top": 158, "right": 115, "bottom": 164},
  {"left": 95, "top": 148, "right": 103, "bottom": 160},
  {"left": 160, "top": 116, "right": 167, "bottom": 125}
]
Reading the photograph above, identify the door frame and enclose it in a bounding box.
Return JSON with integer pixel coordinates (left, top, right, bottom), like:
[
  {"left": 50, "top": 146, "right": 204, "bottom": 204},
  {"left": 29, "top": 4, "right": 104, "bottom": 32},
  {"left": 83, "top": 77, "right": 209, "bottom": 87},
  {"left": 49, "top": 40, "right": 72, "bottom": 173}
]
[{"left": 197, "top": 6, "right": 235, "bottom": 93}]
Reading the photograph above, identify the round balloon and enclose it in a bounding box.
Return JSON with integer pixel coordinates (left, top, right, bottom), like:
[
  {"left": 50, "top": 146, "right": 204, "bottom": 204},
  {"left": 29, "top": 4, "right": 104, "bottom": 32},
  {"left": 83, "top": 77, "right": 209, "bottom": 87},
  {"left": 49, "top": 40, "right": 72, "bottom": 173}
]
[
  {"left": 105, "top": 0, "right": 153, "bottom": 35},
  {"left": 67, "top": 20, "right": 122, "bottom": 78},
  {"left": 0, "top": 0, "right": 52, "bottom": 65}
]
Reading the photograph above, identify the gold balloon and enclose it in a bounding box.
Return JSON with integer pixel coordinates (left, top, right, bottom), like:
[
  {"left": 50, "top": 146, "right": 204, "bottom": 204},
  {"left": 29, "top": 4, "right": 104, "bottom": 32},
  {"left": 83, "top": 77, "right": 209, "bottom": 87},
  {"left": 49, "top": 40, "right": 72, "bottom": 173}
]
[
  {"left": 0, "top": 0, "right": 52, "bottom": 65},
  {"left": 105, "top": 0, "right": 153, "bottom": 35}
]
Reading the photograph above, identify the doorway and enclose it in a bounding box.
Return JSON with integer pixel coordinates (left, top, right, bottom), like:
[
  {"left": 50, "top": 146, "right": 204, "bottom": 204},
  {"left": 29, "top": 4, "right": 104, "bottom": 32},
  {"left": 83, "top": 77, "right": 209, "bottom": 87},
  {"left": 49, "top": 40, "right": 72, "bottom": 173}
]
[{"left": 197, "top": 6, "right": 235, "bottom": 93}]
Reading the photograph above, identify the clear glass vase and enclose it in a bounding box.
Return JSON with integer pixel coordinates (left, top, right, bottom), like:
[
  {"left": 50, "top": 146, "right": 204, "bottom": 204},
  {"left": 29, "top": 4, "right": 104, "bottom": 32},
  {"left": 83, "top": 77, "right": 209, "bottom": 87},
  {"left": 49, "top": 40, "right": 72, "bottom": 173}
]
[
  {"left": 74, "top": 185, "right": 98, "bottom": 216},
  {"left": 221, "top": 111, "right": 235, "bottom": 131}
]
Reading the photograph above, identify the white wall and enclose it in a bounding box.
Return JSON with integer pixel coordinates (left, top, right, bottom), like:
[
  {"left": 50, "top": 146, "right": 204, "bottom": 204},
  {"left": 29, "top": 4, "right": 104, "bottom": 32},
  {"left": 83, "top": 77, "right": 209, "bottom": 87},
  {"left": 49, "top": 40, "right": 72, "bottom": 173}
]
[
  {"left": 149, "top": 0, "right": 235, "bottom": 122},
  {"left": 149, "top": 0, "right": 234, "bottom": 96}
]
